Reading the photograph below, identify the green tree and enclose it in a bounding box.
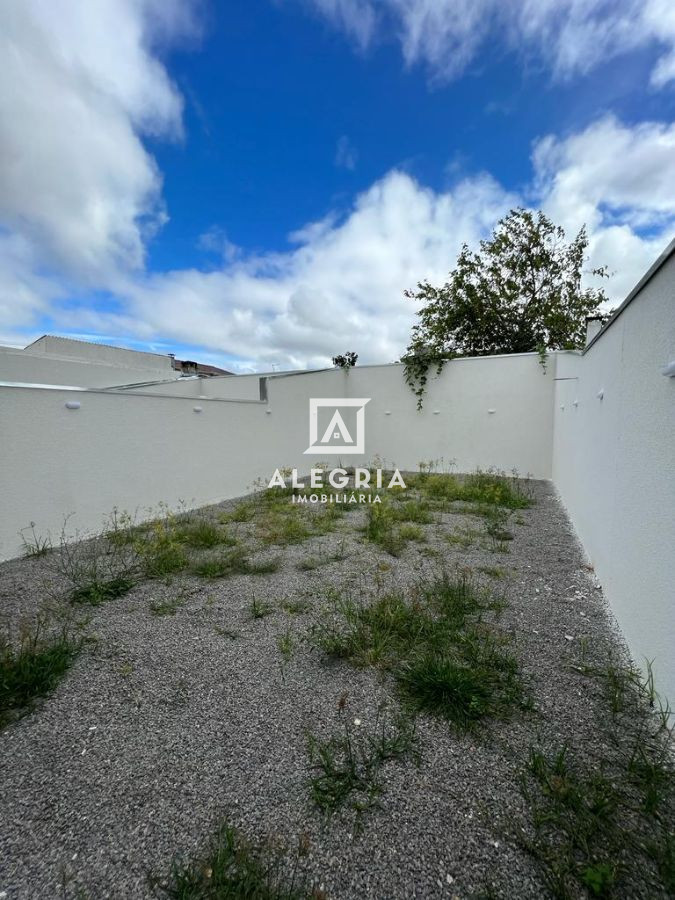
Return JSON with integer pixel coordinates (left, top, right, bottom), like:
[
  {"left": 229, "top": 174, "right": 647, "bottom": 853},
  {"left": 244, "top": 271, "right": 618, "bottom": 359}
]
[{"left": 403, "top": 209, "right": 609, "bottom": 406}]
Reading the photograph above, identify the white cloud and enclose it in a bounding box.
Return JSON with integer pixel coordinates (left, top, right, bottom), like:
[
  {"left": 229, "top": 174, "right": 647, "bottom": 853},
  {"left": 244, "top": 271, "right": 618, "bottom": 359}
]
[
  {"left": 335, "top": 135, "right": 358, "bottom": 170},
  {"left": 304, "top": 0, "right": 377, "bottom": 50},
  {"left": 300, "top": 0, "right": 675, "bottom": 87},
  {"left": 0, "top": 2, "right": 674, "bottom": 371},
  {"left": 97, "top": 115, "right": 674, "bottom": 370},
  {"left": 532, "top": 115, "right": 675, "bottom": 297},
  {"left": 108, "top": 171, "right": 515, "bottom": 370},
  {"left": 0, "top": 0, "right": 197, "bottom": 289}
]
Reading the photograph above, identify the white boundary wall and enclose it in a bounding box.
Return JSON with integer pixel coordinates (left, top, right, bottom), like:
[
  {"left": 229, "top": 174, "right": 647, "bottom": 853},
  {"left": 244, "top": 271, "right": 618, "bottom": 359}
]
[
  {"left": 0, "top": 352, "right": 553, "bottom": 562},
  {"left": 0, "top": 248, "right": 673, "bottom": 697},
  {"left": 552, "top": 247, "right": 675, "bottom": 701}
]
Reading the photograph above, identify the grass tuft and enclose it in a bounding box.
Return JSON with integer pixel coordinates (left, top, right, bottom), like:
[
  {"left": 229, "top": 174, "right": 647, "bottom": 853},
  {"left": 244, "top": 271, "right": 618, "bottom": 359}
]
[
  {"left": 193, "top": 548, "right": 280, "bottom": 579},
  {"left": 521, "top": 660, "right": 675, "bottom": 898},
  {"left": 152, "top": 822, "right": 310, "bottom": 899},
  {"left": 313, "top": 571, "right": 525, "bottom": 730},
  {"left": 250, "top": 596, "right": 274, "bottom": 620},
  {"left": 1, "top": 621, "right": 79, "bottom": 727},
  {"left": 307, "top": 708, "right": 416, "bottom": 824},
  {"left": 20, "top": 522, "right": 52, "bottom": 558},
  {"left": 175, "top": 518, "right": 236, "bottom": 549},
  {"left": 70, "top": 576, "right": 134, "bottom": 606}
]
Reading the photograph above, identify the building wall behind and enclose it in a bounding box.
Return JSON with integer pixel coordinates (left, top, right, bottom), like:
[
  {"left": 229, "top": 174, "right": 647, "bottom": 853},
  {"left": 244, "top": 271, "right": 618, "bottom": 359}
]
[
  {"left": 26, "top": 336, "right": 174, "bottom": 372},
  {"left": 0, "top": 347, "right": 178, "bottom": 388}
]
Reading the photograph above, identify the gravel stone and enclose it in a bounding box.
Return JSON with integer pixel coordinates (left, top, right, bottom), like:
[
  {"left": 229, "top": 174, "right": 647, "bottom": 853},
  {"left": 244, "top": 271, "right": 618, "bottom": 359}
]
[{"left": 0, "top": 481, "right": 664, "bottom": 898}]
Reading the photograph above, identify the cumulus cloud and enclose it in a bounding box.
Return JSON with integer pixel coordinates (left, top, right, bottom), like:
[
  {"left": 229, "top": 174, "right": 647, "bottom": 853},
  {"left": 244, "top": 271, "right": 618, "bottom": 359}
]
[
  {"left": 111, "top": 171, "right": 515, "bottom": 370},
  {"left": 0, "top": 0, "right": 198, "bottom": 287},
  {"left": 1, "top": 2, "right": 674, "bottom": 372},
  {"left": 532, "top": 115, "right": 675, "bottom": 297},
  {"left": 299, "top": 0, "right": 675, "bottom": 87},
  {"left": 102, "top": 115, "right": 674, "bottom": 370}
]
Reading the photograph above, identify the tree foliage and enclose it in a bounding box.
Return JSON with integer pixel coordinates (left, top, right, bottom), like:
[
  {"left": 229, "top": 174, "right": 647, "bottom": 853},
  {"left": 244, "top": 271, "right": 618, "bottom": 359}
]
[
  {"left": 332, "top": 351, "right": 358, "bottom": 369},
  {"left": 403, "top": 209, "right": 609, "bottom": 406}
]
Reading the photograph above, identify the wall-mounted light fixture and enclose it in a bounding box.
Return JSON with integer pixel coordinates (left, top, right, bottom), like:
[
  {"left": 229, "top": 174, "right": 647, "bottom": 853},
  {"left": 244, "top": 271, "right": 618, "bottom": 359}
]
[
  {"left": 573, "top": 400, "right": 579, "bottom": 407},
  {"left": 65, "top": 401, "right": 80, "bottom": 410},
  {"left": 193, "top": 406, "right": 203, "bottom": 413},
  {"left": 384, "top": 410, "right": 391, "bottom": 415},
  {"left": 487, "top": 408, "right": 496, "bottom": 415},
  {"left": 432, "top": 410, "right": 440, "bottom": 415},
  {"left": 560, "top": 404, "right": 565, "bottom": 411},
  {"left": 597, "top": 389, "right": 604, "bottom": 400},
  {"left": 662, "top": 360, "right": 675, "bottom": 377},
  {"left": 265, "top": 409, "right": 272, "bottom": 415}
]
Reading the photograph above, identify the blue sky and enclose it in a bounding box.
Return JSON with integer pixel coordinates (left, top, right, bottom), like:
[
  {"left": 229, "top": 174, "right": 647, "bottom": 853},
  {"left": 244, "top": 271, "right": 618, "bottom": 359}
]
[{"left": 2, "top": 1, "right": 675, "bottom": 371}]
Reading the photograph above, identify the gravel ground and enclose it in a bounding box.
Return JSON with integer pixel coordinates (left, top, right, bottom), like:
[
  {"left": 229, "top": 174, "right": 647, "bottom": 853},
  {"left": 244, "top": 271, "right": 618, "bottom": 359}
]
[{"left": 0, "top": 479, "right": 669, "bottom": 899}]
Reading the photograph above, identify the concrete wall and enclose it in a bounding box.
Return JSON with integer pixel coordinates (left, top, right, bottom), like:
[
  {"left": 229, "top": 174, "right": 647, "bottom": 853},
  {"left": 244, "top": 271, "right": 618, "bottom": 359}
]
[
  {"left": 26, "top": 335, "right": 174, "bottom": 372},
  {"left": 0, "top": 346, "right": 179, "bottom": 389},
  {"left": 552, "top": 250, "right": 675, "bottom": 700},
  {"left": 0, "top": 352, "right": 553, "bottom": 561},
  {"left": 1, "top": 277, "right": 672, "bottom": 700},
  {"left": 0, "top": 335, "right": 177, "bottom": 388},
  {"left": 127, "top": 373, "right": 262, "bottom": 400}
]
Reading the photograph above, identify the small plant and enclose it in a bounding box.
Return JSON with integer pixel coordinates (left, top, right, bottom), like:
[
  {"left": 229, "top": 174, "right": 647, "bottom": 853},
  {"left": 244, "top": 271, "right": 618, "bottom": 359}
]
[
  {"left": 482, "top": 506, "right": 514, "bottom": 552},
  {"left": 306, "top": 705, "right": 416, "bottom": 824},
  {"left": 391, "top": 499, "right": 433, "bottom": 524},
  {"left": 281, "top": 599, "right": 312, "bottom": 615},
  {"left": 152, "top": 822, "right": 310, "bottom": 898},
  {"left": 250, "top": 596, "right": 273, "bottom": 620},
  {"left": 277, "top": 628, "right": 294, "bottom": 663},
  {"left": 313, "top": 571, "right": 525, "bottom": 731},
  {"left": 260, "top": 513, "right": 311, "bottom": 546},
  {"left": 416, "top": 468, "right": 533, "bottom": 510},
  {"left": 1, "top": 619, "right": 79, "bottom": 727},
  {"left": 397, "top": 523, "right": 425, "bottom": 542},
  {"left": 70, "top": 576, "right": 134, "bottom": 606},
  {"left": 222, "top": 501, "right": 256, "bottom": 523},
  {"left": 478, "top": 566, "right": 507, "bottom": 579},
  {"left": 193, "top": 548, "right": 280, "bottom": 579},
  {"left": 140, "top": 517, "right": 189, "bottom": 578},
  {"left": 363, "top": 503, "right": 406, "bottom": 556},
  {"left": 446, "top": 524, "right": 481, "bottom": 549},
  {"left": 19, "top": 522, "right": 51, "bottom": 558},
  {"left": 150, "top": 592, "right": 188, "bottom": 617},
  {"left": 520, "top": 660, "right": 675, "bottom": 899},
  {"left": 246, "top": 557, "right": 282, "bottom": 575},
  {"left": 56, "top": 515, "right": 140, "bottom": 603},
  {"left": 176, "top": 518, "right": 236, "bottom": 549}
]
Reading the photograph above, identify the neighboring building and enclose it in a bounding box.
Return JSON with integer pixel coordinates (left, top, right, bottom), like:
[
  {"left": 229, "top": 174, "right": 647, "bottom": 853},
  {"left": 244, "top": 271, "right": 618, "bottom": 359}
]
[
  {"left": 170, "top": 356, "right": 232, "bottom": 376},
  {"left": 0, "top": 336, "right": 230, "bottom": 388}
]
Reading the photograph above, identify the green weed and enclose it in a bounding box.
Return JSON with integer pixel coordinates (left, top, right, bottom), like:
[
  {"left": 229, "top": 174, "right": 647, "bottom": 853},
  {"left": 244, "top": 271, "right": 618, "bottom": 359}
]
[
  {"left": 19, "top": 522, "right": 51, "bottom": 558},
  {"left": 250, "top": 596, "right": 273, "bottom": 620},
  {"left": 313, "top": 572, "right": 525, "bottom": 730},
  {"left": 307, "top": 707, "right": 416, "bottom": 822},
  {"left": 193, "top": 548, "right": 280, "bottom": 579},
  {"left": 1, "top": 620, "right": 79, "bottom": 727},
  {"left": 70, "top": 576, "right": 134, "bottom": 606},
  {"left": 152, "top": 822, "right": 310, "bottom": 899},
  {"left": 175, "top": 519, "right": 236, "bottom": 549}
]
